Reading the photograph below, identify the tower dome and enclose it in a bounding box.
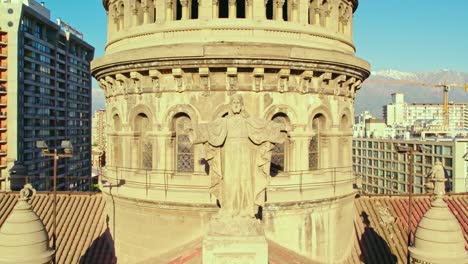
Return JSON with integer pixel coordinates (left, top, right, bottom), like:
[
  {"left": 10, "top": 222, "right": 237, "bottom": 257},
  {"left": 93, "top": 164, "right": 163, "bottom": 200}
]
[
  {"left": 0, "top": 184, "right": 55, "bottom": 264},
  {"left": 92, "top": 0, "right": 369, "bottom": 262},
  {"left": 409, "top": 197, "right": 467, "bottom": 264}
]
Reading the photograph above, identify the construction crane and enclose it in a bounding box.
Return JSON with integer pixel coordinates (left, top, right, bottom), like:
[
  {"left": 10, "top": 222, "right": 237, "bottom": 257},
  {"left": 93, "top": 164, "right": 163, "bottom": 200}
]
[{"left": 363, "top": 79, "right": 468, "bottom": 130}]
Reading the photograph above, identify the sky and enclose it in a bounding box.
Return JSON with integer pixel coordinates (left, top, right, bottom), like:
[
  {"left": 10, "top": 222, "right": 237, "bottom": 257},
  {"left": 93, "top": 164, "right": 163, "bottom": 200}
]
[
  {"left": 39, "top": 0, "right": 468, "bottom": 112},
  {"left": 41, "top": 0, "right": 468, "bottom": 74}
]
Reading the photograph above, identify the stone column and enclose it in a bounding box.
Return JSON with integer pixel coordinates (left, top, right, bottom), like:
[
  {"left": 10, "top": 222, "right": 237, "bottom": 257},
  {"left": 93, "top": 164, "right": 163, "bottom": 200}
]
[
  {"left": 298, "top": 0, "right": 308, "bottom": 24},
  {"left": 131, "top": 136, "right": 141, "bottom": 168},
  {"left": 132, "top": 8, "right": 139, "bottom": 26},
  {"left": 275, "top": 0, "right": 284, "bottom": 21},
  {"left": 289, "top": 131, "right": 314, "bottom": 171},
  {"left": 290, "top": 0, "right": 298, "bottom": 22},
  {"left": 142, "top": 5, "right": 150, "bottom": 23},
  {"left": 246, "top": 0, "right": 253, "bottom": 19},
  {"left": 156, "top": 0, "right": 166, "bottom": 23},
  {"left": 212, "top": 0, "right": 219, "bottom": 19},
  {"left": 181, "top": 0, "right": 189, "bottom": 19},
  {"left": 166, "top": 0, "right": 174, "bottom": 21},
  {"left": 229, "top": 0, "right": 237, "bottom": 18},
  {"left": 119, "top": 14, "right": 125, "bottom": 30},
  {"left": 252, "top": 0, "right": 265, "bottom": 20}
]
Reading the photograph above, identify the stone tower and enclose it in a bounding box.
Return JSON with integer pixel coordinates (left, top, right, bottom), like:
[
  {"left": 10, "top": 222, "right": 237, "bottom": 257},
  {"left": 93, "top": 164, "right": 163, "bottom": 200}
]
[{"left": 92, "top": 0, "right": 369, "bottom": 262}]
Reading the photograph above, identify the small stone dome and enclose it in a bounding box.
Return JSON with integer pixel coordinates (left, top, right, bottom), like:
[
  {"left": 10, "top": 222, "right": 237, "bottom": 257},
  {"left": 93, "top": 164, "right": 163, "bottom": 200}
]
[
  {"left": 0, "top": 184, "right": 55, "bottom": 264},
  {"left": 408, "top": 197, "right": 467, "bottom": 264}
]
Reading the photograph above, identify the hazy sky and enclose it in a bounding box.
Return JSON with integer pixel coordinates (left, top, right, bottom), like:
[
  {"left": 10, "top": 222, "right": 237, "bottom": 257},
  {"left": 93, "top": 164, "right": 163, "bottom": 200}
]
[{"left": 41, "top": 0, "right": 468, "bottom": 73}]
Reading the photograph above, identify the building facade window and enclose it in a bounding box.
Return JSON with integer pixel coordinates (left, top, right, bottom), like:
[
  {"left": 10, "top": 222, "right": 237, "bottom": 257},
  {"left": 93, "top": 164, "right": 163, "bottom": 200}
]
[
  {"left": 270, "top": 113, "right": 289, "bottom": 176},
  {"left": 174, "top": 114, "right": 194, "bottom": 172},
  {"left": 309, "top": 113, "right": 326, "bottom": 170}
]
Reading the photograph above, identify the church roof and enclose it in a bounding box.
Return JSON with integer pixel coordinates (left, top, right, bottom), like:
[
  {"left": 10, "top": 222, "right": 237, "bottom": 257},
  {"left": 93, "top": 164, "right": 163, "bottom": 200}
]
[
  {"left": 0, "top": 192, "right": 115, "bottom": 264},
  {"left": 0, "top": 192, "right": 466, "bottom": 263}
]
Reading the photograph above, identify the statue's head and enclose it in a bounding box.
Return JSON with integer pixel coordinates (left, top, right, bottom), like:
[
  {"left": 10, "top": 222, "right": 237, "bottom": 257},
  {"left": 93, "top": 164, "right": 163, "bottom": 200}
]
[
  {"left": 435, "top": 160, "right": 442, "bottom": 166},
  {"left": 229, "top": 94, "right": 244, "bottom": 115}
]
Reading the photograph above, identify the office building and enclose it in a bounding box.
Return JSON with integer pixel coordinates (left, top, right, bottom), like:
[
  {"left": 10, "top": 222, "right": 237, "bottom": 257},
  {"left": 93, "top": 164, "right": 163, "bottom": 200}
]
[
  {"left": 353, "top": 137, "right": 468, "bottom": 194},
  {"left": 0, "top": 0, "right": 94, "bottom": 190}
]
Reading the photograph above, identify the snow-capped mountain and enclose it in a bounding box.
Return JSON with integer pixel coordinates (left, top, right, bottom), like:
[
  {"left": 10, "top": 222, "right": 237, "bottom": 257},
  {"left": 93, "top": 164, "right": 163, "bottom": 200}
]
[
  {"left": 371, "top": 69, "right": 418, "bottom": 80},
  {"left": 355, "top": 69, "right": 468, "bottom": 117}
]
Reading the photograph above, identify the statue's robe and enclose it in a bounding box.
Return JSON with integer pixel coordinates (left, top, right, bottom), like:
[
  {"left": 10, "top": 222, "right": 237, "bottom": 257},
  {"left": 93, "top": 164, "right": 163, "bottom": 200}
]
[{"left": 189, "top": 114, "right": 285, "bottom": 217}]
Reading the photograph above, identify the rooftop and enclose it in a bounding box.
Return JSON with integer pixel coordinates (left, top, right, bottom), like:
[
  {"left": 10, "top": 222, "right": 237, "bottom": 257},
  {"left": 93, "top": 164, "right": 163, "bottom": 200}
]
[{"left": 0, "top": 192, "right": 466, "bottom": 263}]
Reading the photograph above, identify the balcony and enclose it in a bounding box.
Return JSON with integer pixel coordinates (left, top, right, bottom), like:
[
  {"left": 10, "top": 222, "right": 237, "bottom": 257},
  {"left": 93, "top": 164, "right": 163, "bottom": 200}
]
[{"left": 100, "top": 165, "right": 356, "bottom": 204}]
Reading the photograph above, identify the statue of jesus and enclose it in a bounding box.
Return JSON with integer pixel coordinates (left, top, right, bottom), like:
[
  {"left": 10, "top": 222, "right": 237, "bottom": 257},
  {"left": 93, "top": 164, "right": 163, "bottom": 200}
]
[{"left": 187, "top": 94, "right": 288, "bottom": 218}]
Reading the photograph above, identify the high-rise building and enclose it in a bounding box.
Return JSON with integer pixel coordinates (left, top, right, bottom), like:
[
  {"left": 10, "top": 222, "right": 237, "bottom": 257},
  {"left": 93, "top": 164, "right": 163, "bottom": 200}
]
[
  {"left": 91, "top": 109, "right": 106, "bottom": 166},
  {"left": 0, "top": 0, "right": 94, "bottom": 191},
  {"left": 91, "top": 109, "right": 106, "bottom": 150},
  {"left": 383, "top": 92, "right": 468, "bottom": 131},
  {"left": 92, "top": 0, "right": 369, "bottom": 262},
  {"left": 353, "top": 137, "right": 468, "bottom": 194}
]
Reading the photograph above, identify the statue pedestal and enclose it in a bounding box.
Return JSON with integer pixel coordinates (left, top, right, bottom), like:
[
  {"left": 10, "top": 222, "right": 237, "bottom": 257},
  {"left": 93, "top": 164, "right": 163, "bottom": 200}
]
[{"left": 202, "top": 217, "right": 268, "bottom": 264}]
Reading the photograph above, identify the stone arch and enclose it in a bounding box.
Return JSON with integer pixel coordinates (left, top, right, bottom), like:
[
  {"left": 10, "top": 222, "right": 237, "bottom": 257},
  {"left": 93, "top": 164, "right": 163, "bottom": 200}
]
[
  {"left": 109, "top": 107, "right": 122, "bottom": 132},
  {"left": 113, "top": 113, "right": 122, "bottom": 132},
  {"left": 307, "top": 105, "right": 332, "bottom": 130},
  {"left": 164, "top": 104, "right": 199, "bottom": 131},
  {"left": 133, "top": 113, "right": 150, "bottom": 132},
  {"left": 129, "top": 104, "right": 155, "bottom": 130},
  {"left": 263, "top": 104, "right": 298, "bottom": 125},
  {"left": 339, "top": 107, "right": 353, "bottom": 130},
  {"left": 338, "top": 106, "right": 352, "bottom": 167},
  {"left": 308, "top": 105, "right": 332, "bottom": 170},
  {"left": 270, "top": 112, "right": 291, "bottom": 176}
]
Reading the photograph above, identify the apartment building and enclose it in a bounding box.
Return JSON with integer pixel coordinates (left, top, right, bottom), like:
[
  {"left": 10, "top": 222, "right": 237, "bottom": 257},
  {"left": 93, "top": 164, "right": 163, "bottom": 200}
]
[
  {"left": 383, "top": 93, "right": 468, "bottom": 130},
  {"left": 0, "top": 1, "right": 94, "bottom": 190},
  {"left": 353, "top": 137, "right": 468, "bottom": 194}
]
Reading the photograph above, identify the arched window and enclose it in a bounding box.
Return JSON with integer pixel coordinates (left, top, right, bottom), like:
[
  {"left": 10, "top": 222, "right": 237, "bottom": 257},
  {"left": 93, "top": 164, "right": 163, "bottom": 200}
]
[
  {"left": 190, "top": 0, "right": 199, "bottom": 19},
  {"left": 266, "top": 0, "right": 273, "bottom": 19},
  {"left": 270, "top": 113, "right": 290, "bottom": 176},
  {"left": 309, "top": 113, "right": 326, "bottom": 170},
  {"left": 173, "top": 114, "right": 194, "bottom": 172},
  {"left": 282, "top": 0, "right": 288, "bottom": 21},
  {"left": 113, "top": 114, "right": 122, "bottom": 131},
  {"left": 340, "top": 114, "right": 351, "bottom": 167},
  {"left": 219, "top": 0, "right": 229, "bottom": 18},
  {"left": 112, "top": 114, "right": 122, "bottom": 167},
  {"left": 176, "top": 0, "right": 182, "bottom": 20},
  {"left": 134, "top": 113, "right": 152, "bottom": 169},
  {"left": 236, "top": 0, "right": 245, "bottom": 18},
  {"left": 340, "top": 114, "right": 350, "bottom": 130}
]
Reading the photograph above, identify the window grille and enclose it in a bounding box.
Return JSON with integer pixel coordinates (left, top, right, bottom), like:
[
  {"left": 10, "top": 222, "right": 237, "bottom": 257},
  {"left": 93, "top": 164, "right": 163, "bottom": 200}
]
[{"left": 175, "top": 115, "right": 194, "bottom": 172}]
